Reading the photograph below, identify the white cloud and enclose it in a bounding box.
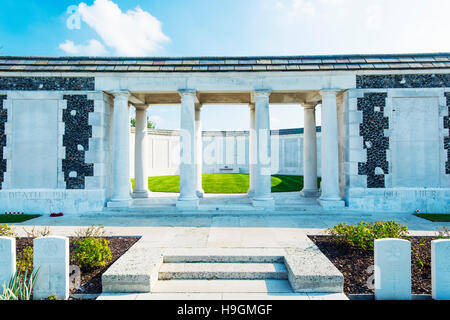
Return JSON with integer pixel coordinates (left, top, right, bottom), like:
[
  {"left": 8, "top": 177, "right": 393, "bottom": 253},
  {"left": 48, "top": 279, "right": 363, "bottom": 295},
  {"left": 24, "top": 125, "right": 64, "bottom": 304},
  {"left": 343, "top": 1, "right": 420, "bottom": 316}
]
[
  {"left": 275, "top": 0, "right": 316, "bottom": 17},
  {"left": 78, "top": 0, "right": 170, "bottom": 56},
  {"left": 59, "top": 39, "right": 107, "bottom": 56},
  {"left": 292, "top": 0, "right": 316, "bottom": 16}
]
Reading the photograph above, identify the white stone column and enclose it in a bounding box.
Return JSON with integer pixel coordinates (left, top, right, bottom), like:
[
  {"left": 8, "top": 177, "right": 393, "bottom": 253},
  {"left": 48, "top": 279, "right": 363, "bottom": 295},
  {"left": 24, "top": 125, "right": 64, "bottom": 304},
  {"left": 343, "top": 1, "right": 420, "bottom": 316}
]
[
  {"left": 195, "top": 104, "right": 204, "bottom": 198},
  {"left": 319, "top": 89, "right": 344, "bottom": 208},
  {"left": 176, "top": 89, "right": 199, "bottom": 209},
  {"left": 301, "top": 103, "right": 319, "bottom": 197},
  {"left": 248, "top": 103, "right": 256, "bottom": 197},
  {"left": 252, "top": 90, "right": 274, "bottom": 207},
  {"left": 132, "top": 105, "right": 150, "bottom": 198},
  {"left": 109, "top": 91, "right": 132, "bottom": 207}
]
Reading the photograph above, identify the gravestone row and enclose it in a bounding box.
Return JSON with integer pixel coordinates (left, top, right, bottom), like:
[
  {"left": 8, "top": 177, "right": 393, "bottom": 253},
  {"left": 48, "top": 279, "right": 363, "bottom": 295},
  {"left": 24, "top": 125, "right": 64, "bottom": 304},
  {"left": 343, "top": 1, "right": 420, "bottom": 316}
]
[
  {"left": 374, "top": 238, "right": 450, "bottom": 300},
  {"left": 0, "top": 236, "right": 69, "bottom": 300}
]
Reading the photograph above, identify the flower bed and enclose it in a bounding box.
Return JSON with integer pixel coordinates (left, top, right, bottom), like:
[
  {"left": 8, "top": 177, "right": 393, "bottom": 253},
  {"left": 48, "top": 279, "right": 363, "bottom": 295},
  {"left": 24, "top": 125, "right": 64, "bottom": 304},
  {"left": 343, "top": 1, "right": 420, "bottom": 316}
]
[
  {"left": 309, "top": 235, "right": 435, "bottom": 295},
  {"left": 15, "top": 236, "right": 140, "bottom": 296}
]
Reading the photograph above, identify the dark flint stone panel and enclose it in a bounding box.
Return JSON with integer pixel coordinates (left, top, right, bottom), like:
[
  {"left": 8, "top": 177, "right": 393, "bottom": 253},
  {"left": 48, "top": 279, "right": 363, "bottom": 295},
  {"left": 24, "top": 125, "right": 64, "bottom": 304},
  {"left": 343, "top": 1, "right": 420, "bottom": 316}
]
[
  {"left": 0, "top": 77, "right": 94, "bottom": 91},
  {"left": 0, "top": 95, "right": 6, "bottom": 189},
  {"left": 62, "top": 95, "right": 94, "bottom": 189},
  {"left": 357, "top": 92, "right": 389, "bottom": 188},
  {"left": 445, "top": 93, "right": 450, "bottom": 174},
  {"left": 356, "top": 74, "right": 450, "bottom": 89}
]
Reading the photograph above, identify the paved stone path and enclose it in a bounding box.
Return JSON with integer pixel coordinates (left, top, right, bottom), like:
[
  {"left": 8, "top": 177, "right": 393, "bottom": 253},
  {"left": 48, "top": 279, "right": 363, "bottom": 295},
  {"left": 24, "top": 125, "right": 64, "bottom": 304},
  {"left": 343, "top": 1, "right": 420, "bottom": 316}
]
[{"left": 14, "top": 210, "right": 450, "bottom": 238}]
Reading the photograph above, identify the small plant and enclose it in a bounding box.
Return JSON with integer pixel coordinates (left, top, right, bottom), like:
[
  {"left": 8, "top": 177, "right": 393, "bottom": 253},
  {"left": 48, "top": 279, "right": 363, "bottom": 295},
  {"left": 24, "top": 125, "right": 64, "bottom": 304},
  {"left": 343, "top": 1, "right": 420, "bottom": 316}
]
[
  {"left": 74, "top": 237, "right": 112, "bottom": 270},
  {"left": 0, "top": 268, "right": 39, "bottom": 300},
  {"left": 0, "top": 224, "right": 16, "bottom": 237},
  {"left": 436, "top": 227, "right": 450, "bottom": 239},
  {"left": 416, "top": 257, "right": 424, "bottom": 269},
  {"left": 42, "top": 294, "right": 57, "bottom": 300},
  {"left": 17, "top": 246, "right": 33, "bottom": 273},
  {"left": 327, "top": 221, "right": 408, "bottom": 250},
  {"left": 22, "top": 226, "right": 51, "bottom": 238},
  {"left": 74, "top": 225, "right": 107, "bottom": 238}
]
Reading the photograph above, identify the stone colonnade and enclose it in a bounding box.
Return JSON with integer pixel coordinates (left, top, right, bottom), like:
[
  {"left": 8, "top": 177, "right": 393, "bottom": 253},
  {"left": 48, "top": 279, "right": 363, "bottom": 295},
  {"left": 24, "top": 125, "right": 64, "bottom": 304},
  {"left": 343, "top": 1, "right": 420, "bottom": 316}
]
[{"left": 108, "top": 89, "right": 344, "bottom": 209}]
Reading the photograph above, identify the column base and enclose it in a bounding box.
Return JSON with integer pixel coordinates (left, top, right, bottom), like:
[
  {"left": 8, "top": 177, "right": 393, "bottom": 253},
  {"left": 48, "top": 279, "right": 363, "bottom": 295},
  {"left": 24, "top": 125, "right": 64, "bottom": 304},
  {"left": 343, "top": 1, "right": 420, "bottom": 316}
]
[
  {"left": 247, "top": 189, "right": 255, "bottom": 198},
  {"left": 107, "top": 199, "right": 132, "bottom": 208},
  {"left": 318, "top": 198, "right": 345, "bottom": 210},
  {"left": 176, "top": 197, "right": 199, "bottom": 210},
  {"left": 300, "top": 189, "right": 320, "bottom": 198},
  {"left": 251, "top": 196, "right": 275, "bottom": 208},
  {"left": 132, "top": 190, "right": 151, "bottom": 198},
  {"left": 196, "top": 190, "right": 205, "bottom": 199}
]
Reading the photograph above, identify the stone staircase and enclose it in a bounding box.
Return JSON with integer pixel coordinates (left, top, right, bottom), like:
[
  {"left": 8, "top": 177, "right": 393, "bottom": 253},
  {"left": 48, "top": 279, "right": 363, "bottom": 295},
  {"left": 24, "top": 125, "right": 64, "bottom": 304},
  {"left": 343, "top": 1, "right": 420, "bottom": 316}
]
[
  {"left": 154, "top": 253, "right": 289, "bottom": 293},
  {"left": 102, "top": 247, "right": 344, "bottom": 295}
]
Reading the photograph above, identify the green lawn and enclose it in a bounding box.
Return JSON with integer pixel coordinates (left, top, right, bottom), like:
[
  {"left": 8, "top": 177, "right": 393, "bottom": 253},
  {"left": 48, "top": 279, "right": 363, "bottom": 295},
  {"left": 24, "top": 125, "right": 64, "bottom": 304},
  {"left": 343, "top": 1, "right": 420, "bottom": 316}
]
[
  {"left": 0, "top": 214, "right": 41, "bottom": 223},
  {"left": 414, "top": 213, "right": 450, "bottom": 222},
  {"left": 132, "top": 174, "right": 321, "bottom": 193}
]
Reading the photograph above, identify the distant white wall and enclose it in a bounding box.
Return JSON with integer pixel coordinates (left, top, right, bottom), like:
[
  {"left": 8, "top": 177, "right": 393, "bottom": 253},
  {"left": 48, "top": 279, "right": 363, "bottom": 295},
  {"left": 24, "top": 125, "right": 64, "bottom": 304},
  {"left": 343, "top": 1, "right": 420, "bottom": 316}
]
[{"left": 130, "top": 128, "right": 322, "bottom": 177}]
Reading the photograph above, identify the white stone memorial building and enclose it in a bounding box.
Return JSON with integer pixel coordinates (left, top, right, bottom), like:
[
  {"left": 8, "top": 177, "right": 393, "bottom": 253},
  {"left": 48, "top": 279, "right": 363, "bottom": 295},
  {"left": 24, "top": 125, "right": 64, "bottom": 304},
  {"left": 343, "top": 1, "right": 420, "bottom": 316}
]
[{"left": 0, "top": 53, "right": 449, "bottom": 213}]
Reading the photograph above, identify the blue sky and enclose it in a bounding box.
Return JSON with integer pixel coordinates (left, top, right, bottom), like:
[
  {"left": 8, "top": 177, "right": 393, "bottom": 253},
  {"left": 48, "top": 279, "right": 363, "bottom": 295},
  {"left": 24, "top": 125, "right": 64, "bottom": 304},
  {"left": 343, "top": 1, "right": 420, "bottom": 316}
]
[{"left": 1, "top": 0, "right": 449, "bottom": 130}]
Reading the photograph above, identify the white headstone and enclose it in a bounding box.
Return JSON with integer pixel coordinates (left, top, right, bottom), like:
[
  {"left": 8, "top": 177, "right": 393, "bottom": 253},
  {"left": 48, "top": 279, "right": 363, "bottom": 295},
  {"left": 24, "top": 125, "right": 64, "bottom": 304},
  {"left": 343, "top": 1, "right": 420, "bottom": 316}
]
[
  {"left": 33, "top": 236, "right": 69, "bottom": 300},
  {"left": 0, "top": 237, "right": 16, "bottom": 288},
  {"left": 374, "top": 238, "right": 411, "bottom": 300},
  {"left": 432, "top": 239, "right": 450, "bottom": 300}
]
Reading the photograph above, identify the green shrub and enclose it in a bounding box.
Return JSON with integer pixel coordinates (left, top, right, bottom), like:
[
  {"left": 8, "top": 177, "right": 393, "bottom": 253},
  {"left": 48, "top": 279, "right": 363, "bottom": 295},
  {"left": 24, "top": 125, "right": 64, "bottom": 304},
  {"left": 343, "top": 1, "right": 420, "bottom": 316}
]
[
  {"left": 74, "top": 237, "right": 112, "bottom": 270},
  {"left": 436, "top": 227, "right": 450, "bottom": 239},
  {"left": 0, "top": 224, "right": 16, "bottom": 237},
  {"left": 327, "top": 221, "right": 408, "bottom": 250},
  {"left": 17, "top": 246, "right": 33, "bottom": 273}
]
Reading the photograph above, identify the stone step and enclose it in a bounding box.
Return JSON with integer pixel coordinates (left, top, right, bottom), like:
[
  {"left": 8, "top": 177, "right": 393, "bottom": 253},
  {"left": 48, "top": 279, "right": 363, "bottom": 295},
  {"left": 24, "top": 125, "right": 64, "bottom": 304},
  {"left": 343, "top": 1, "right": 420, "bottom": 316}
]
[
  {"left": 152, "top": 279, "right": 294, "bottom": 293},
  {"left": 162, "top": 248, "right": 285, "bottom": 263},
  {"left": 158, "top": 262, "right": 288, "bottom": 280}
]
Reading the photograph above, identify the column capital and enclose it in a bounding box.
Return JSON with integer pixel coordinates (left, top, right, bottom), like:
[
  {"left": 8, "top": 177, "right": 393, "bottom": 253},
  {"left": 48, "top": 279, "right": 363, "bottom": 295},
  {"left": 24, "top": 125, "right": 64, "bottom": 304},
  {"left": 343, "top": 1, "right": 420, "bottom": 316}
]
[
  {"left": 134, "top": 104, "right": 149, "bottom": 110},
  {"left": 178, "top": 89, "right": 197, "bottom": 97},
  {"left": 111, "top": 90, "right": 131, "bottom": 98},
  {"left": 303, "top": 102, "right": 318, "bottom": 109},
  {"left": 253, "top": 89, "right": 272, "bottom": 99},
  {"left": 319, "top": 89, "right": 340, "bottom": 98}
]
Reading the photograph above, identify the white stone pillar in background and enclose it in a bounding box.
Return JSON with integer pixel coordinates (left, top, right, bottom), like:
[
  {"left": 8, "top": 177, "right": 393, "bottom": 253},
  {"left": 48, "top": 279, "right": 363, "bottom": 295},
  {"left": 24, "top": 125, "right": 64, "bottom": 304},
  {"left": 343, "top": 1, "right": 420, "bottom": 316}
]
[
  {"left": 301, "top": 103, "right": 319, "bottom": 198},
  {"left": 252, "top": 90, "right": 274, "bottom": 208},
  {"left": 177, "top": 89, "right": 199, "bottom": 209},
  {"left": 318, "top": 89, "right": 344, "bottom": 209},
  {"left": 431, "top": 239, "right": 450, "bottom": 300},
  {"left": 132, "top": 105, "right": 150, "bottom": 198},
  {"left": 33, "top": 236, "right": 69, "bottom": 300},
  {"left": 109, "top": 91, "right": 132, "bottom": 207},
  {"left": 195, "top": 104, "right": 204, "bottom": 198},
  {"left": 248, "top": 103, "right": 256, "bottom": 197},
  {"left": 374, "top": 238, "right": 411, "bottom": 300},
  {"left": 0, "top": 237, "right": 15, "bottom": 288}
]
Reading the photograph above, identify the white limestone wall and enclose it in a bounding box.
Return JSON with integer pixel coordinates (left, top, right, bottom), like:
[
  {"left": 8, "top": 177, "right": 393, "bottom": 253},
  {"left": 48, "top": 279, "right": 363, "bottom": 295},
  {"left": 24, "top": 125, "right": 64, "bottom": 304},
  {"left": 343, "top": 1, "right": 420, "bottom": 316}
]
[
  {"left": 129, "top": 128, "right": 322, "bottom": 178},
  {"left": 0, "top": 91, "right": 110, "bottom": 214},
  {"left": 342, "top": 88, "right": 450, "bottom": 213}
]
